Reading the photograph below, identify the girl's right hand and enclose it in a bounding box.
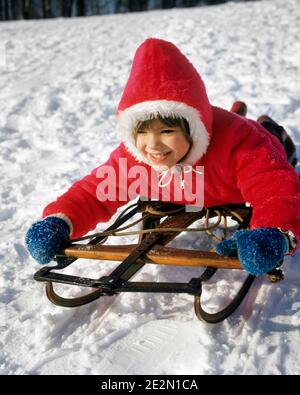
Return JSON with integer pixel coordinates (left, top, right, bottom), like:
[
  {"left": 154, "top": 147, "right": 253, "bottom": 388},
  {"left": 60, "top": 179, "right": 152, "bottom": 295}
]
[{"left": 25, "top": 217, "right": 70, "bottom": 264}]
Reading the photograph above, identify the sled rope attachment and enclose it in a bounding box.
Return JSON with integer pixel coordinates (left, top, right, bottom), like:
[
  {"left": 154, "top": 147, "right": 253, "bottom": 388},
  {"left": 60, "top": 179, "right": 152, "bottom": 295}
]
[{"left": 71, "top": 204, "right": 244, "bottom": 242}]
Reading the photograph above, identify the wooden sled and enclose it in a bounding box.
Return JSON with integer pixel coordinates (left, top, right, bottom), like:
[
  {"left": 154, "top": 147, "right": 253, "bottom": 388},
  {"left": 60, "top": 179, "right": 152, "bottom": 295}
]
[{"left": 34, "top": 200, "right": 284, "bottom": 323}]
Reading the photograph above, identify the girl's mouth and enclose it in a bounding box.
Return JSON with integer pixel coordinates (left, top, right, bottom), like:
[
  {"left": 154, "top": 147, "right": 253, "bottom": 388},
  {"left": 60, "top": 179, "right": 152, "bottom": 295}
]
[{"left": 148, "top": 152, "right": 171, "bottom": 163}]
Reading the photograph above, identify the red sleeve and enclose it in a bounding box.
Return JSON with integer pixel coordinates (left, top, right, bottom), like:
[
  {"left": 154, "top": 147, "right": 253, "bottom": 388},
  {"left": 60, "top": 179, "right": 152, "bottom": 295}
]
[
  {"left": 232, "top": 122, "right": 300, "bottom": 247},
  {"left": 43, "top": 144, "right": 136, "bottom": 238}
]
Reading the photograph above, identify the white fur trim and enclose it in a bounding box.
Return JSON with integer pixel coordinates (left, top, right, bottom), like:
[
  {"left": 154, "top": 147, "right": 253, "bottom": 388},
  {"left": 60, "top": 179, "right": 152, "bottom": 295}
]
[
  {"left": 116, "top": 100, "right": 210, "bottom": 167},
  {"left": 45, "top": 213, "right": 74, "bottom": 237}
]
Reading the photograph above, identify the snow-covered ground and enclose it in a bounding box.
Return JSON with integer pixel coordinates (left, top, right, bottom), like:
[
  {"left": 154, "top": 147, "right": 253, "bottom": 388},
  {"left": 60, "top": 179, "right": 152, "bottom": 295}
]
[{"left": 1, "top": 0, "right": 300, "bottom": 375}]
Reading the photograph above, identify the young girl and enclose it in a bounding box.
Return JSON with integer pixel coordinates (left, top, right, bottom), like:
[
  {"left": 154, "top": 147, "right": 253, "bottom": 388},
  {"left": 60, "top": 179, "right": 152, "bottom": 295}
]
[{"left": 26, "top": 38, "right": 300, "bottom": 276}]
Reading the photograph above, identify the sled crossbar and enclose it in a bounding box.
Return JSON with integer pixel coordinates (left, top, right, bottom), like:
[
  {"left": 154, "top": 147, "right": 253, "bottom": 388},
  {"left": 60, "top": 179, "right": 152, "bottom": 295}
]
[{"left": 60, "top": 244, "right": 242, "bottom": 269}]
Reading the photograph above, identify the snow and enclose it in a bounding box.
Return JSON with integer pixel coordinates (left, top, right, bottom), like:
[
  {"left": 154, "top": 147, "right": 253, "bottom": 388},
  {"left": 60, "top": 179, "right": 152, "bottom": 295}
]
[{"left": 1, "top": 0, "right": 300, "bottom": 375}]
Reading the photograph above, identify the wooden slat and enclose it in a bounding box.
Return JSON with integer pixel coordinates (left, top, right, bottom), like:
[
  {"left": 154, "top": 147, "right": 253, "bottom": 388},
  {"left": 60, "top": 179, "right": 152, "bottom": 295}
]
[{"left": 62, "top": 244, "right": 242, "bottom": 270}]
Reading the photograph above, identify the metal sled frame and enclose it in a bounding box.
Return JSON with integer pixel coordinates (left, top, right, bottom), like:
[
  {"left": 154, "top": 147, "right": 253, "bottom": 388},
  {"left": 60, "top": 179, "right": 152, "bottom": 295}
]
[{"left": 33, "top": 200, "right": 279, "bottom": 324}]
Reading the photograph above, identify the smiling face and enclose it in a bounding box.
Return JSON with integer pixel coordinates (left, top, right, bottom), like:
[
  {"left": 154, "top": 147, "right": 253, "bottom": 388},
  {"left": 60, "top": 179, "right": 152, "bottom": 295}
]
[{"left": 135, "top": 118, "right": 191, "bottom": 168}]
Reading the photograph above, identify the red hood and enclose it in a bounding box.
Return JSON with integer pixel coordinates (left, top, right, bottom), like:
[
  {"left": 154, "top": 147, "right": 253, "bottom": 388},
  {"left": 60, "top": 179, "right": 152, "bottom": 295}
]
[{"left": 116, "top": 38, "right": 213, "bottom": 167}]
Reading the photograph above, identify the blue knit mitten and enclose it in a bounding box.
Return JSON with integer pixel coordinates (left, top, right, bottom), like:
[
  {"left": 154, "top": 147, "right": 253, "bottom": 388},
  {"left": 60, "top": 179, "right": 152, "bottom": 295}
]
[
  {"left": 216, "top": 228, "right": 287, "bottom": 275},
  {"left": 25, "top": 217, "right": 70, "bottom": 264}
]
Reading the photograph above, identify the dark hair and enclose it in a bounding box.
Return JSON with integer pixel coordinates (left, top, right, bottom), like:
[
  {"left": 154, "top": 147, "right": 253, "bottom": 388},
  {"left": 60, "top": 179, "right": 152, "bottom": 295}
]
[{"left": 133, "top": 115, "right": 192, "bottom": 146}]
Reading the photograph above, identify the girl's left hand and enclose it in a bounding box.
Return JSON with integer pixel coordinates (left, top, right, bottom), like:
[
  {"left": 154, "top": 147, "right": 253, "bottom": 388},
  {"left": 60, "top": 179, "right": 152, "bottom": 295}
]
[{"left": 216, "top": 228, "right": 287, "bottom": 275}]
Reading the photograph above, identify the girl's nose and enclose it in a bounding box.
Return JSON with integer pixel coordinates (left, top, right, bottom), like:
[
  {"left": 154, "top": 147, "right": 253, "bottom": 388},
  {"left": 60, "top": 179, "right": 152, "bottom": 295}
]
[{"left": 147, "top": 133, "right": 163, "bottom": 149}]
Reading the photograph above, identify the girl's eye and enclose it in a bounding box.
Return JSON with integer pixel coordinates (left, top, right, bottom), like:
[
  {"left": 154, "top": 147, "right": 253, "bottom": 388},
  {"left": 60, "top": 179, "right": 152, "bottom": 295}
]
[
  {"left": 161, "top": 129, "right": 175, "bottom": 134},
  {"left": 137, "top": 130, "right": 147, "bottom": 134}
]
